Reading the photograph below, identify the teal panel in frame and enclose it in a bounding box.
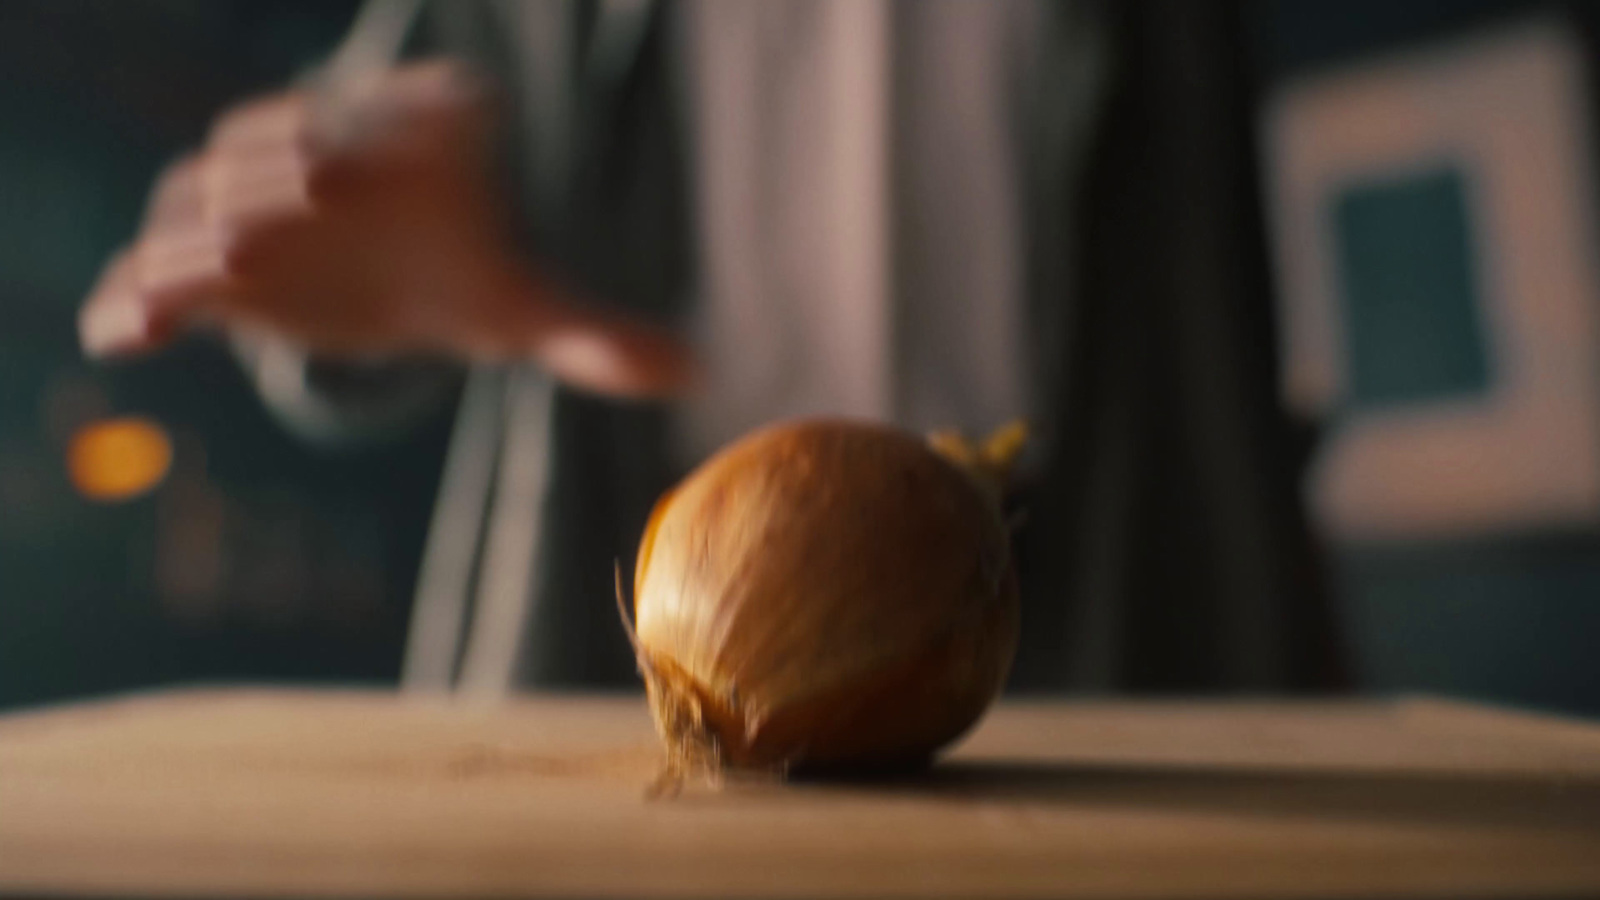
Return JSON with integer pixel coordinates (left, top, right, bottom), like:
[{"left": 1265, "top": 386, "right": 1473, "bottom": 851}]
[{"left": 1332, "top": 167, "right": 1492, "bottom": 409}]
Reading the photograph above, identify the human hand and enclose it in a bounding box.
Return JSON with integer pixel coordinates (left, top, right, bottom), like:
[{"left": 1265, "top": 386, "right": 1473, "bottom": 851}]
[{"left": 79, "top": 60, "right": 695, "bottom": 399}]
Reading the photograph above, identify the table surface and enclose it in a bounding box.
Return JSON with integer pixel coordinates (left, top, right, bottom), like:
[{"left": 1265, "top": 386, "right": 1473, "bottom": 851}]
[{"left": 2, "top": 688, "right": 1599, "bottom": 899}]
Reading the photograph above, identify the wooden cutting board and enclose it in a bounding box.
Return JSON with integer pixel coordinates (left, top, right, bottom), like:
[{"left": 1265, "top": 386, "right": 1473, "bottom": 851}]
[{"left": 2, "top": 688, "right": 1599, "bottom": 898}]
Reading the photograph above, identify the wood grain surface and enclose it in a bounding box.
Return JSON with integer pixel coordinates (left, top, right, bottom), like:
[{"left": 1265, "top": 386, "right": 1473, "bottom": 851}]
[{"left": 2, "top": 688, "right": 1599, "bottom": 898}]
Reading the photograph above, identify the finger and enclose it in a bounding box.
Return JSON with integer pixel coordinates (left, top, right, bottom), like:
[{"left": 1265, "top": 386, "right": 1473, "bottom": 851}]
[
  {"left": 531, "top": 310, "right": 700, "bottom": 399},
  {"left": 81, "top": 247, "right": 216, "bottom": 359},
  {"left": 141, "top": 155, "right": 204, "bottom": 231},
  {"left": 135, "top": 227, "right": 231, "bottom": 299},
  {"left": 383, "top": 60, "right": 491, "bottom": 120},
  {"left": 537, "top": 328, "right": 699, "bottom": 400},
  {"left": 208, "top": 93, "right": 309, "bottom": 154},
  {"left": 81, "top": 290, "right": 155, "bottom": 360},
  {"left": 86, "top": 248, "right": 137, "bottom": 301},
  {"left": 386, "top": 61, "right": 494, "bottom": 153},
  {"left": 202, "top": 144, "right": 313, "bottom": 228},
  {"left": 309, "top": 59, "right": 490, "bottom": 158},
  {"left": 113, "top": 228, "right": 236, "bottom": 348},
  {"left": 333, "top": 60, "right": 485, "bottom": 126},
  {"left": 80, "top": 252, "right": 148, "bottom": 358}
]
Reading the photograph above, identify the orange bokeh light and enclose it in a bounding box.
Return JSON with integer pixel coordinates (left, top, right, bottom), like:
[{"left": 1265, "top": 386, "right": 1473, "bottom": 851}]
[{"left": 67, "top": 417, "right": 174, "bottom": 502}]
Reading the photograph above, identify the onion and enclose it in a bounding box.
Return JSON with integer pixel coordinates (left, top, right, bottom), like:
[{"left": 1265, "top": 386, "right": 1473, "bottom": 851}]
[{"left": 619, "top": 418, "right": 1025, "bottom": 785}]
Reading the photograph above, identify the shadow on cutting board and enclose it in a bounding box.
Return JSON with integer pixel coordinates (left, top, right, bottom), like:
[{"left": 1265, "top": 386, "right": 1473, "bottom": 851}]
[{"left": 771, "top": 760, "right": 1600, "bottom": 834}]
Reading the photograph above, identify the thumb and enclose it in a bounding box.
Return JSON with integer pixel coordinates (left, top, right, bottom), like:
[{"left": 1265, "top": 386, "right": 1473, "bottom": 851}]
[{"left": 530, "top": 312, "right": 700, "bottom": 400}]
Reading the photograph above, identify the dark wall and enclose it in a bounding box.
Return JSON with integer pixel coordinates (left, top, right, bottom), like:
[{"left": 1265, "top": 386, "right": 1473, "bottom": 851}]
[{"left": 0, "top": 2, "right": 452, "bottom": 710}]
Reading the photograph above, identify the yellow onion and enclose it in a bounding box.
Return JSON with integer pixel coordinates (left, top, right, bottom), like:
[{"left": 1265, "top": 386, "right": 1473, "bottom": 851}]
[{"left": 621, "top": 418, "right": 1026, "bottom": 782}]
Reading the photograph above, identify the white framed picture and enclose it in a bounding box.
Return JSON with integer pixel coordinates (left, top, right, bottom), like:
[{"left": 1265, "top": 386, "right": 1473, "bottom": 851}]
[{"left": 1262, "top": 19, "right": 1600, "bottom": 541}]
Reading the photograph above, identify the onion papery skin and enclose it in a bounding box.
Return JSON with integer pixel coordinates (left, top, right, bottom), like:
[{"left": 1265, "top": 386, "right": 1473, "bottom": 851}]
[{"left": 631, "top": 418, "right": 1020, "bottom": 776}]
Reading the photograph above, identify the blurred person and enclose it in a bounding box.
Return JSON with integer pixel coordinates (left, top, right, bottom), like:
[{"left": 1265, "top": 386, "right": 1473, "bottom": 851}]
[{"left": 78, "top": 1, "right": 1339, "bottom": 696}]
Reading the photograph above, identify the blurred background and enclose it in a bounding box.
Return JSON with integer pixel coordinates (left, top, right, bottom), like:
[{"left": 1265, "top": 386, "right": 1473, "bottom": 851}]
[
  {"left": 2, "top": 0, "right": 1598, "bottom": 717},
  {"left": 0, "top": 1, "right": 450, "bottom": 708}
]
